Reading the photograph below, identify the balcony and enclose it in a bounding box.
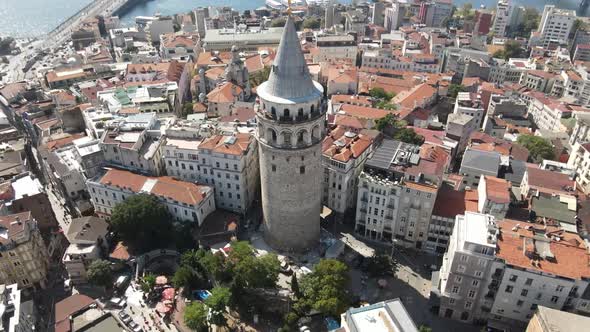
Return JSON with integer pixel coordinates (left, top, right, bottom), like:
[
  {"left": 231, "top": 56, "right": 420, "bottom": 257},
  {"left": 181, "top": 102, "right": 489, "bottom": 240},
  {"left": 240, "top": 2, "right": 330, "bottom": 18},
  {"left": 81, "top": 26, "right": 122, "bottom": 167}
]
[
  {"left": 385, "top": 215, "right": 394, "bottom": 220},
  {"left": 387, "top": 203, "right": 395, "bottom": 209}
]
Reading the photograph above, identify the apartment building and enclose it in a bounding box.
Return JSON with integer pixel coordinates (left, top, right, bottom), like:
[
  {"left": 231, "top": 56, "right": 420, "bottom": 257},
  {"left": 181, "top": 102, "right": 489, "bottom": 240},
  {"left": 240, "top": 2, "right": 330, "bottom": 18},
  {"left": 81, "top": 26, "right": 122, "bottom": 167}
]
[
  {"left": 477, "top": 175, "right": 511, "bottom": 220},
  {"left": 526, "top": 92, "right": 572, "bottom": 133},
  {"left": 489, "top": 219, "right": 590, "bottom": 325},
  {"left": 418, "top": 0, "right": 452, "bottom": 28},
  {"left": 453, "top": 92, "right": 485, "bottom": 128},
  {"left": 87, "top": 168, "right": 215, "bottom": 225},
  {"left": 99, "top": 113, "right": 167, "bottom": 176},
  {"left": 362, "top": 49, "right": 441, "bottom": 73},
  {"left": 537, "top": 5, "right": 576, "bottom": 47},
  {"left": 567, "top": 142, "right": 590, "bottom": 195},
  {"left": 492, "top": 0, "right": 512, "bottom": 37},
  {"left": 428, "top": 184, "right": 468, "bottom": 254},
  {"left": 0, "top": 283, "right": 37, "bottom": 332},
  {"left": 355, "top": 139, "right": 448, "bottom": 249},
  {"left": 315, "top": 35, "right": 358, "bottom": 63},
  {"left": 159, "top": 32, "right": 199, "bottom": 61},
  {"left": 0, "top": 212, "right": 50, "bottom": 289},
  {"left": 197, "top": 133, "right": 259, "bottom": 214},
  {"left": 340, "top": 298, "right": 419, "bottom": 332},
  {"left": 62, "top": 216, "right": 109, "bottom": 284},
  {"left": 436, "top": 212, "right": 499, "bottom": 323},
  {"left": 573, "top": 44, "right": 590, "bottom": 62},
  {"left": 526, "top": 306, "right": 590, "bottom": 332},
  {"left": 569, "top": 112, "right": 590, "bottom": 147},
  {"left": 322, "top": 126, "right": 374, "bottom": 219},
  {"left": 459, "top": 148, "right": 501, "bottom": 188}
]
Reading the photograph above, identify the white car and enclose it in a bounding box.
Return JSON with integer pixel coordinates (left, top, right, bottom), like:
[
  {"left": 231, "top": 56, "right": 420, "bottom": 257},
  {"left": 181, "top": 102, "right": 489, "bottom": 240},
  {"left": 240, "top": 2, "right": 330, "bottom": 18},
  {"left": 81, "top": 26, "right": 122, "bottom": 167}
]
[
  {"left": 128, "top": 321, "right": 143, "bottom": 332},
  {"left": 118, "top": 311, "right": 132, "bottom": 324},
  {"left": 108, "top": 297, "right": 127, "bottom": 308}
]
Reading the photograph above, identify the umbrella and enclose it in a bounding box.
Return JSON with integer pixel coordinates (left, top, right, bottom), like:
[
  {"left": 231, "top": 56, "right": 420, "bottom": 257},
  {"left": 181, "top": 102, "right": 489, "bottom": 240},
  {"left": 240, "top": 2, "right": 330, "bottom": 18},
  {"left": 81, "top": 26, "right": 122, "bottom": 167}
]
[
  {"left": 156, "top": 302, "right": 172, "bottom": 314},
  {"left": 155, "top": 276, "right": 168, "bottom": 285},
  {"left": 162, "top": 287, "right": 175, "bottom": 300}
]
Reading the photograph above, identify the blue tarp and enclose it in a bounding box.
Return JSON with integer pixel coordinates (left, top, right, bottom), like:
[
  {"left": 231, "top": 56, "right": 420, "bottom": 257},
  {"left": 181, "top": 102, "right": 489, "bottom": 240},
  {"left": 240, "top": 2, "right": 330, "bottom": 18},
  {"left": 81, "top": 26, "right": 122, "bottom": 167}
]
[
  {"left": 325, "top": 317, "right": 340, "bottom": 331},
  {"left": 194, "top": 290, "right": 211, "bottom": 301}
]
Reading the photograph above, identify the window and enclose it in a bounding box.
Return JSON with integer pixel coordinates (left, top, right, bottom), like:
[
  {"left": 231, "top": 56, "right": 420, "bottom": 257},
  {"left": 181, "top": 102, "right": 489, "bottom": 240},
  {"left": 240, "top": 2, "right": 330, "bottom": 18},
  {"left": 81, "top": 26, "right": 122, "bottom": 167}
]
[
  {"left": 556, "top": 285, "right": 564, "bottom": 292},
  {"left": 454, "top": 276, "right": 462, "bottom": 283},
  {"left": 521, "top": 289, "right": 528, "bottom": 297},
  {"left": 525, "top": 278, "right": 533, "bottom": 286},
  {"left": 509, "top": 275, "right": 518, "bottom": 282},
  {"left": 474, "top": 271, "right": 483, "bottom": 278},
  {"left": 465, "top": 301, "right": 472, "bottom": 309},
  {"left": 452, "top": 286, "right": 460, "bottom": 293},
  {"left": 517, "top": 300, "right": 524, "bottom": 307},
  {"left": 467, "top": 290, "right": 476, "bottom": 298},
  {"left": 460, "top": 255, "right": 468, "bottom": 262},
  {"left": 505, "top": 285, "right": 514, "bottom": 293},
  {"left": 272, "top": 164, "right": 276, "bottom": 172},
  {"left": 472, "top": 280, "right": 479, "bottom": 287},
  {"left": 300, "top": 166, "right": 305, "bottom": 174},
  {"left": 457, "top": 265, "right": 466, "bottom": 273},
  {"left": 449, "top": 298, "right": 455, "bottom": 304},
  {"left": 551, "top": 296, "right": 559, "bottom": 303}
]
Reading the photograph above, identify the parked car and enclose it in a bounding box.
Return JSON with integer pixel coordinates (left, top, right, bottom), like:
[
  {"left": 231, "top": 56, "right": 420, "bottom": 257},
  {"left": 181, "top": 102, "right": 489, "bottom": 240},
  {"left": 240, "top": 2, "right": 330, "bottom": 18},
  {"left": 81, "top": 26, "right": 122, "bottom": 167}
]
[
  {"left": 108, "top": 297, "right": 127, "bottom": 308},
  {"left": 128, "top": 321, "right": 143, "bottom": 332},
  {"left": 118, "top": 311, "right": 132, "bottom": 324}
]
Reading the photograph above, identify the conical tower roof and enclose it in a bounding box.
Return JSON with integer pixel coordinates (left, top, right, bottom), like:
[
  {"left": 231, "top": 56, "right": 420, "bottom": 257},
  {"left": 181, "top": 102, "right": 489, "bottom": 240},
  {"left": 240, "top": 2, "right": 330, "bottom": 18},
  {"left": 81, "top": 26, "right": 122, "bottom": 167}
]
[{"left": 263, "top": 15, "right": 318, "bottom": 100}]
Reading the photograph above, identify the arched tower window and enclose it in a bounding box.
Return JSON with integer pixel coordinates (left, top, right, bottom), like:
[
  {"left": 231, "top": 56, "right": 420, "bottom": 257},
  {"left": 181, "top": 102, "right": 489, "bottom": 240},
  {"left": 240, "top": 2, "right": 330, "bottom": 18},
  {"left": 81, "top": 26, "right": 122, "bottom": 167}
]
[
  {"left": 267, "top": 128, "right": 277, "bottom": 143},
  {"left": 312, "top": 125, "right": 320, "bottom": 142},
  {"left": 310, "top": 104, "right": 315, "bottom": 114},
  {"left": 284, "top": 109, "right": 290, "bottom": 120},
  {"left": 282, "top": 132, "right": 292, "bottom": 147},
  {"left": 271, "top": 107, "right": 276, "bottom": 117},
  {"left": 297, "top": 130, "right": 307, "bottom": 146}
]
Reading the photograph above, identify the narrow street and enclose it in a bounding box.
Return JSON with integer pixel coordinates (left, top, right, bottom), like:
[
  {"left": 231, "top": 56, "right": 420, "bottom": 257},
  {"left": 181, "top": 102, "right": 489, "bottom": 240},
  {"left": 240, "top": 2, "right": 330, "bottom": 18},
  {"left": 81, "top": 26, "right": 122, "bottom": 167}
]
[{"left": 46, "top": 184, "right": 73, "bottom": 230}]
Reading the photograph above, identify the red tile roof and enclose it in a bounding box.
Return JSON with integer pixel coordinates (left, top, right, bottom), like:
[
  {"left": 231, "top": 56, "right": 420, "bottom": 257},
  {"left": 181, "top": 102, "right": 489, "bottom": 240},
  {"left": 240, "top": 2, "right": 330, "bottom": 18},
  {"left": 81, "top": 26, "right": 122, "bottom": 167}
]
[
  {"left": 432, "top": 184, "right": 466, "bottom": 218},
  {"left": 526, "top": 166, "right": 576, "bottom": 195},
  {"left": 496, "top": 219, "right": 590, "bottom": 280},
  {"left": 54, "top": 294, "right": 94, "bottom": 332},
  {"left": 198, "top": 133, "right": 253, "bottom": 156},
  {"left": 322, "top": 126, "right": 373, "bottom": 163},
  {"left": 207, "top": 82, "right": 243, "bottom": 103},
  {"left": 484, "top": 176, "right": 511, "bottom": 204}
]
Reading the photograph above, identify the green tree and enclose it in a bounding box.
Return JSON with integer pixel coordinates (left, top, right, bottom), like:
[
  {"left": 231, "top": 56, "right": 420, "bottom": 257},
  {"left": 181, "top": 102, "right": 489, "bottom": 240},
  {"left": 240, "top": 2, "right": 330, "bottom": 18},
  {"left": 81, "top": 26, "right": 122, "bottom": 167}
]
[
  {"left": 184, "top": 301, "right": 209, "bottom": 332},
  {"left": 369, "top": 87, "right": 394, "bottom": 100},
  {"left": 375, "top": 113, "right": 397, "bottom": 132},
  {"left": 220, "top": 241, "right": 280, "bottom": 289},
  {"left": 87, "top": 260, "right": 113, "bottom": 288},
  {"left": 298, "top": 259, "right": 350, "bottom": 316},
  {"left": 271, "top": 18, "right": 286, "bottom": 27},
  {"left": 517, "top": 134, "right": 555, "bottom": 162},
  {"left": 172, "top": 266, "right": 200, "bottom": 291},
  {"left": 303, "top": 17, "right": 321, "bottom": 30},
  {"left": 110, "top": 194, "right": 174, "bottom": 253},
  {"left": 448, "top": 84, "right": 466, "bottom": 98},
  {"left": 205, "top": 286, "right": 231, "bottom": 326},
  {"left": 366, "top": 253, "right": 397, "bottom": 277},
  {"left": 182, "top": 102, "right": 193, "bottom": 118},
  {"left": 512, "top": 8, "right": 540, "bottom": 38},
  {"left": 493, "top": 40, "right": 526, "bottom": 60},
  {"left": 249, "top": 66, "right": 271, "bottom": 88},
  {"left": 141, "top": 273, "right": 156, "bottom": 293},
  {"left": 199, "top": 251, "right": 232, "bottom": 283},
  {"left": 394, "top": 128, "right": 424, "bottom": 145}
]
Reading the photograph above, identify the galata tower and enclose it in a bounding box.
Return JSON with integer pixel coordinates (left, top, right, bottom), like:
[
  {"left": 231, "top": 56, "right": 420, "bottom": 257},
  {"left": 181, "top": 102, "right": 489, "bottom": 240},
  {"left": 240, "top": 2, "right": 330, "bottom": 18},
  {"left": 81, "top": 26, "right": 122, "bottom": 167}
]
[{"left": 255, "top": 14, "right": 325, "bottom": 252}]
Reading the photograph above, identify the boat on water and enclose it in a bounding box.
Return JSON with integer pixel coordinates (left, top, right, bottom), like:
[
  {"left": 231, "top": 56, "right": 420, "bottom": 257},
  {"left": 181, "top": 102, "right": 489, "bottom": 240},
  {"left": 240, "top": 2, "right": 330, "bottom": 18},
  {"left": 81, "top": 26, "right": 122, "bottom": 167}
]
[{"left": 265, "top": 0, "right": 307, "bottom": 10}]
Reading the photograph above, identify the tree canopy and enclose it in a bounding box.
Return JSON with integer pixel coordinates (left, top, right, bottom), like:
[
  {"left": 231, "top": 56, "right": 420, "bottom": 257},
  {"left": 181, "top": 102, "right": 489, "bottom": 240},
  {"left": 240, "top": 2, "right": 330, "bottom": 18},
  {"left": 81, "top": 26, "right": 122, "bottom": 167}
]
[
  {"left": 448, "top": 84, "right": 466, "bottom": 98},
  {"left": 303, "top": 17, "right": 321, "bottom": 30},
  {"left": 229, "top": 241, "right": 280, "bottom": 289},
  {"left": 249, "top": 66, "right": 271, "bottom": 88},
  {"left": 141, "top": 273, "right": 156, "bottom": 293},
  {"left": 110, "top": 194, "right": 174, "bottom": 253},
  {"left": 184, "top": 301, "right": 209, "bottom": 332},
  {"left": 493, "top": 40, "right": 527, "bottom": 60},
  {"left": 298, "top": 259, "right": 350, "bottom": 316},
  {"left": 271, "top": 18, "right": 286, "bottom": 27},
  {"left": 205, "top": 286, "right": 232, "bottom": 326},
  {"left": 87, "top": 260, "right": 113, "bottom": 288},
  {"left": 517, "top": 135, "right": 555, "bottom": 162},
  {"left": 394, "top": 128, "right": 424, "bottom": 145},
  {"left": 366, "top": 253, "right": 397, "bottom": 277},
  {"left": 369, "top": 87, "right": 395, "bottom": 100},
  {"left": 511, "top": 7, "right": 540, "bottom": 38}
]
